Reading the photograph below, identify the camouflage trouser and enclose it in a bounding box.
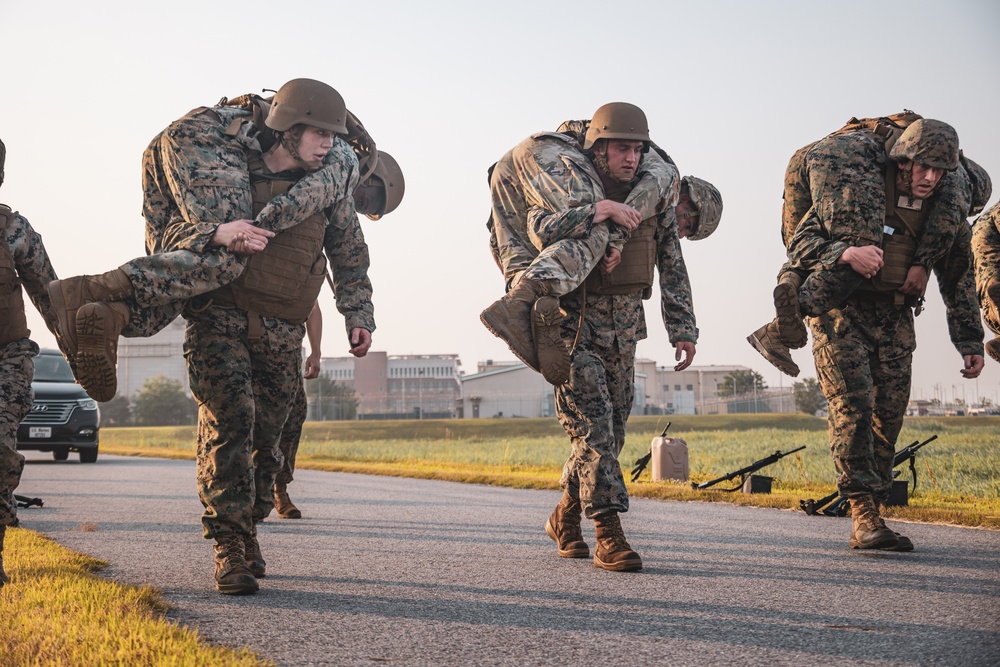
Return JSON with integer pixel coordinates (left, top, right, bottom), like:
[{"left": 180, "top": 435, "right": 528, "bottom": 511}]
[
  {"left": 184, "top": 307, "right": 304, "bottom": 540},
  {"left": 972, "top": 206, "right": 1000, "bottom": 335},
  {"left": 0, "top": 340, "right": 36, "bottom": 527},
  {"left": 810, "top": 298, "right": 914, "bottom": 501},
  {"left": 779, "top": 262, "right": 864, "bottom": 317},
  {"left": 275, "top": 376, "right": 307, "bottom": 487},
  {"left": 517, "top": 223, "right": 610, "bottom": 296},
  {"left": 554, "top": 328, "right": 635, "bottom": 519}
]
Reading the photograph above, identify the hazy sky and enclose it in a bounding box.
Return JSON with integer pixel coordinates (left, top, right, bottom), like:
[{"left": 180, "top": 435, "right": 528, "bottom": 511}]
[{"left": 4, "top": 0, "right": 999, "bottom": 404}]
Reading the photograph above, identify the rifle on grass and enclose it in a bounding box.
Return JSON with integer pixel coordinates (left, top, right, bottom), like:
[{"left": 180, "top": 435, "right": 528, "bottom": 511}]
[
  {"left": 799, "top": 434, "right": 938, "bottom": 516},
  {"left": 629, "top": 422, "right": 670, "bottom": 482},
  {"left": 14, "top": 494, "right": 43, "bottom": 508},
  {"left": 692, "top": 446, "right": 806, "bottom": 492}
]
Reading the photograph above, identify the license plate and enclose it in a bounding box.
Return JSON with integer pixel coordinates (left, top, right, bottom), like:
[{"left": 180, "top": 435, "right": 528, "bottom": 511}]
[{"left": 29, "top": 427, "right": 52, "bottom": 438}]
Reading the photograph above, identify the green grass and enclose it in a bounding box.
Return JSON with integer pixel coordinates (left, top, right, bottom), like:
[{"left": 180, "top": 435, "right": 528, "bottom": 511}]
[
  {"left": 101, "top": 414, "right": 1000, "bottom": 528},
  {"left": 0, "top": 527, "right": 271, "bottom": 666}
]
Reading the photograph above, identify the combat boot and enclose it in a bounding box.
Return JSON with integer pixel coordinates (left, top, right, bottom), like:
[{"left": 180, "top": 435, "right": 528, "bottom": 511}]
[
  {"left": 747, "top": 320, "right": 800, "bottom": 377},
  {"left": 593, "top": 512, "right": 642, "bottom": 572},
  {"left": 532, "top": 296, "right": 570, "bottom": 386},
  {"left": 75, "top": 301, "right": 130, "bottom": 402},
  {"left": 848, "top": 494, "right": 899, "bottom": 550},
  {"left": 274, "top": 482, "right": 302, "bottom": 519},
  {"left": 213, "top": 534, "right": 258, "bottom": 595},
  {"left": 986, "top": 339, "right": 1000, "bottom": 364},
  {"left": 244, "top": 527, "right": 266, "bottom": 578},
  {"left": 0, "top": 526, "right": 9, "bottom": 588},
  {"left": 47, "top": 269, "right": 133, "bottom": 359},
  {"left": 774, "top": 272, "right": 808, "bottom": 349},
  {"left": 544, "top": 492, "right": 589, "bottom": 558},
  {"left": 480, "top": 279, "right": 549, "bottom": 371}
]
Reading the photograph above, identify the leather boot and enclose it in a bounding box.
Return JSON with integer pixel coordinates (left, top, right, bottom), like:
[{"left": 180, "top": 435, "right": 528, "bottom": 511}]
[
  {"left": 593, "top": 512, "right": 642, "bottom": 572},
  {"left": 986, "top": 339, "right": 1000, "bottom": 364},
  {"left": 876, "top": 501, "right": 914, "bottom": 551},
  {"left": 214, "top": 534, "right": 259, "bottom": 595},
  {"left": 0, "top": 526, "right": 9, "bottom": 588},
  {"left": 47, "top": 269, "right": 133, "bottom": 359},
  {"left": 747, "top": 320, "right": 800, "bottom": 377},
  {"left": 75, "top": 301, "right": 130, "bottom": 402},
  {"left": 532, "top": 296, "right": 570, "bottom": 385},
  {"left": 243, "top": 527, "right": 266, "bottom": 578},
  {"left": 480, "top": 278, "right": 548, "bottom": 371},
  {"left": 544, "top": 492, "right": 589, "bottom": 558},
  {"left": 774, "top": 272, "right": 808, "bottom": 349},
  {"left": 848, "top": 494, "right": 899, "bottom": 550},
  {"left": 274, "top": 482, "right": 302, "bottom": 519}
]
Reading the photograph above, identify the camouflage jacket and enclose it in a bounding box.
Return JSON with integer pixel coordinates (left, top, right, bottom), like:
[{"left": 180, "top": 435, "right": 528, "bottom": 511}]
[
  {"left": 2, "top": 210, "right": 60, "bottom": 337},
  {"left": 146, "top": 105, "right": 374, "bottom": 334},
  {"left": 931, "top": 218, "right": 984, "bottom": 356},
  {"left": 488, "top": 128, "right": 678, "bottom": 284},
  {"left": 972, "top": 201, "right": 1000, "bottom": 316},
  {"left": 785, "top": 130, "right": 966, "bottom": 272}
]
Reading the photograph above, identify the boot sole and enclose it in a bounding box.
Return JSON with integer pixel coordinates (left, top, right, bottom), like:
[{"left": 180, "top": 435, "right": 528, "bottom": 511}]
[
  {"left": 773, "top": 283, "right": 808, "bottom": 349},
  {"left": 849, "top": 534, "right": 900, "bottom": 550},
  {"left": 544, "top": 518, "right": 590, "bottom": 558},
  {"left": 532, "top": 297, "right": 570, "bottom": 386},
  {"left": 593, "top": 555, "right": 643, "bottom": 572},
  {"left": 46, "top": 280, "right": 79, "bottom": 357},
  {"left": 480, "top": 309, "right": 539, "bottom": 371},
  {"left": 746, "top": 332, "right": 800, "bottom": 377},
  {"left": 75, "top": 302, "right": 120, "bottom": 402},
  {"left": 276, "top": 509, "right": 302, "bottom": 519},
  {"left": 986, "top": 339, "right": 1000, "bottom": 364},
  {"left": 216, "top": 577, "right": 260, "bottom": 595}
]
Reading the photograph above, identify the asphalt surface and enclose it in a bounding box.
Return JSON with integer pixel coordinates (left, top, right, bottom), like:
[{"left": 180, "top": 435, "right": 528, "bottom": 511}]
[{"left": 15, "top": 452, "right": 1000, "bottom": 666}]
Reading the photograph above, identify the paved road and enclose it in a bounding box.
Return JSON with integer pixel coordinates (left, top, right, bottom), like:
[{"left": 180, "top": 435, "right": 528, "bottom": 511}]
[{"left": 16, "top": 453, "right": 1000, "bottom": 666}]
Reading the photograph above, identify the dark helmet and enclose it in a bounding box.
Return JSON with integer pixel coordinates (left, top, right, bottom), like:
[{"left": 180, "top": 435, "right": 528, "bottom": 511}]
[
  {"left": 583, "top": 103, "right": 650, "bottom": 150},
  {"left": 361, "top": 151, "right": 405, "bottom": 220},
  {"left": 682, "top": 176, "right": 723, "bottom": 241},
  {"left": 889, "top": 118, "right": 960, "bottom": 170},
  {"left": 265, "top": 79, "right": 347, "bottom": 134}
]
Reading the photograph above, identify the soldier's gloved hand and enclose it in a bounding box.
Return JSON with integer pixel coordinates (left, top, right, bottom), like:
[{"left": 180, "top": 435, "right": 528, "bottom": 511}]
[
  {"left": 599, "top": 248, "right": 622, "bottom": 274},
  {"left": 674, "top": 341, "right": 696, "bottom": 372},
  {"left": 899, "top": 265, "right": 929, "bottom": 296},
  {"left": 595, "top": 200, "right": 640, "bottom": 231},
  {"left": 838, "top": 245, "right": 884, "bottom": 279},
  {"left": 961, "top": 354, "right": 984, "bottom": 379}
]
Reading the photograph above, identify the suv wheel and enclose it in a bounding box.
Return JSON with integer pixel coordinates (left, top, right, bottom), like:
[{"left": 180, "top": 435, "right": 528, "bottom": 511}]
[
  {"left": 79, "top": 447, "right": 99, "bottom": 464},
  {"left": 53, "top": 449, "right": 69, "bottom": 462}
]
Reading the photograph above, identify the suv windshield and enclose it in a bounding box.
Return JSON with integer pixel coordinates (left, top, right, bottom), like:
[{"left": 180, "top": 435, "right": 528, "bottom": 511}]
[{"left": 33, "top": 354, "right": 76, "bottom": 382}]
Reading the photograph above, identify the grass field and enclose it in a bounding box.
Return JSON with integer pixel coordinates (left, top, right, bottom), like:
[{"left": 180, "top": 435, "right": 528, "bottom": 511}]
[{"left": 100, "top": 414, "right": 1000, "bottom": 528}]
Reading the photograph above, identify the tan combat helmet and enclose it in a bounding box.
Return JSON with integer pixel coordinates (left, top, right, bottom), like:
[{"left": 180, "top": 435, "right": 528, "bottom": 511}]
[
  {"left": 683, "top": 176, "right": 723, "bottom": 241},
  {"left": 361, "top": 150, "right": 405, "bottom": 220},
  {"left": 265, "top": 79, "right": 348, "bottom": 134},
  {"left": 960, "top": 153, "right": 992, "bottom": 217},
  {"left": 583, "top": 103, "right": 650, "bottom": 150},
  {"left": 889, "top": 118, "right": 960, "bottom": 171}
]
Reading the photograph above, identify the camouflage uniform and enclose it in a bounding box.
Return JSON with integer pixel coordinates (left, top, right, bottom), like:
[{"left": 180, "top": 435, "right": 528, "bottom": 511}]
[
  {"left": 275, "top": 376, "right": 308, "bottom": 489},
  {"left": 488, "top": 124, "right": 675, "bottom": 294},
  {"left": 182, "top": 139, "right": 373, "bottom": 541},
  {"left": 972, "top": 202, "right": 1000, "bottom": 336},
  {"left": 114, "top": 105, "right": 354, "bottom": 338},
  {"left": 783, "top": 130, "right": 967, "bottom": 316},
  {"left": 800, "top": 154, "right": 981, "bottom": 501},
  {"left": 1, "top": 211, "right": 59, "bottom": 528}
]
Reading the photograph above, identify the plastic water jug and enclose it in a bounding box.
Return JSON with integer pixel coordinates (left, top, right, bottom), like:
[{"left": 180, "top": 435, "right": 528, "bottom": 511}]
[{"left": 651, "top": 436, "right": 689, "bottom": 482}]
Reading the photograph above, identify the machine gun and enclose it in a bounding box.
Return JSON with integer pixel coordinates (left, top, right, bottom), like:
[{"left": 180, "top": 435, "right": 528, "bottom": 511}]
[
  {"left": 14, "top": 494, "right": 43, "bottom": 509},
  {"left": 692, "top": 445, "right": 806, "bottom": 492},
  {"left": 629, "top": 422, "right": 670, "bottom": 482},
  {"left": 799, "top": 434, "right": 938, "bottom": 516}
]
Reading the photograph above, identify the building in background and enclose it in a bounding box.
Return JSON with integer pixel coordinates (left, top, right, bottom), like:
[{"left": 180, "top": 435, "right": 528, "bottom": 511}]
[{"left": 116, "top": 317, "right": 189, "bottom": 399}]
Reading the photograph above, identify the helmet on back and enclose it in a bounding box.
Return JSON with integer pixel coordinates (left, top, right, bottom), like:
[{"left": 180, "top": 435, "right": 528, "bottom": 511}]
[
  {"left": 265, "top": 79, "right": 348, "bottom": 134},
  {"left": 682, "top": 176, "right": 723, "bottom": 241},
  {"left": 583, "top": 103, "right": 650, "bottom": 150},
  {"left": 362, "top": 150, "right": 405, "bottom": 220},
  {"left": 889, "top": 118, "right": 960, "bottom": 171}
]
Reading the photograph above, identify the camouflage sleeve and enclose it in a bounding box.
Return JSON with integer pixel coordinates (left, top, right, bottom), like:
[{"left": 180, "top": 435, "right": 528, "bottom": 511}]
[
  {"left": 321, "top": 146, "right": 373, "bottom": 335},
  {"left": 972, "top": 202, "right": 1000, "bottom": 310},
  {"left": 932, "top": 222, "right": 984, "bottom": 356},
  {"left": 786, "top": 205, "right": 852, "bottom": 270},
  {"left": 255, "top": 139, "right": 357, "bottom": 234},
  {"left": 490, "top": 151, "right": 539, "bottom": 284},
  {"left": 655, "top": 210, "right": 698, "bottom": 344},
  {"left": 781, "top": 144, "right": 814, "bottom": 248},
  {"left": 140, "top": 132, "right": 178, "bottom": 255},
  {"left": 7, "top": 214, "right": 60, "bottom": 336},
  {"left": 156, "top": 111, "right": 253, "bottom": 253},
  {"left": 912, "top": 170, "right": 967, "bottom": 269}
]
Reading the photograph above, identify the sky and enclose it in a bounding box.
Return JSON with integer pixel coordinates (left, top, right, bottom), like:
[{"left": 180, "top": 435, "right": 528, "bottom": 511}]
[{"left": 4, "top": 0, "right": 1000, "bottom": 405}]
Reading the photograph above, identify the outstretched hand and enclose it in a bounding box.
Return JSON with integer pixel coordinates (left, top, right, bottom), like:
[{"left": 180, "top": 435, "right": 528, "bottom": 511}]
[{"left": 674, "top": 341, "right": 696, "bottom": 371}]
